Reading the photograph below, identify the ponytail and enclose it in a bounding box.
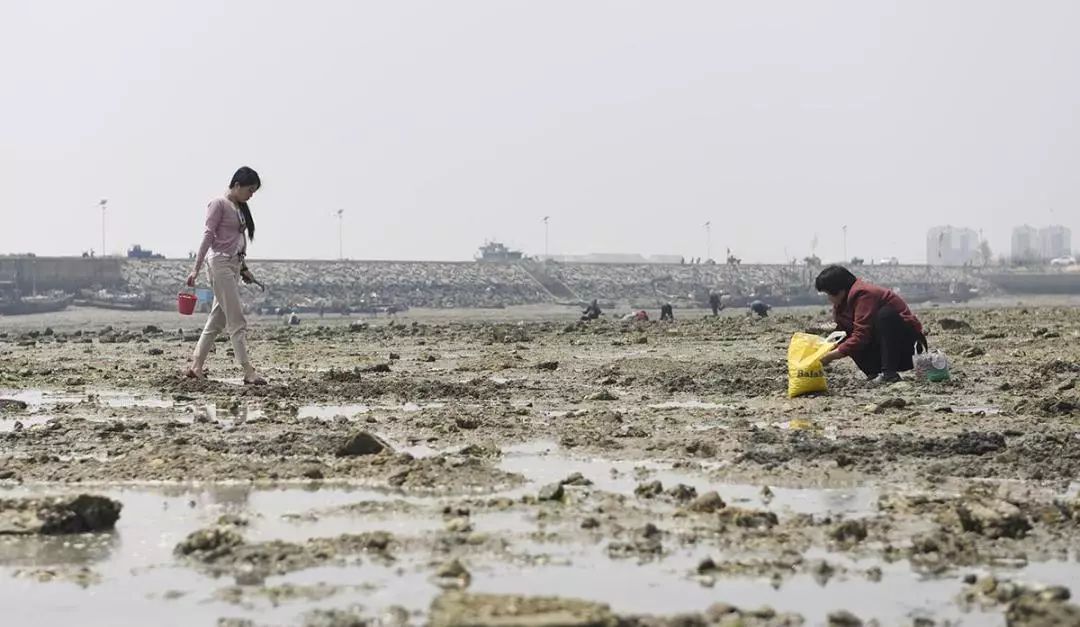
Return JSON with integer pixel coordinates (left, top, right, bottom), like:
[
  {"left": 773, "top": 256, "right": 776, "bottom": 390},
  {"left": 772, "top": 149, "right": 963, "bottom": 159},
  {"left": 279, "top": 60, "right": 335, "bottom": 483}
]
[{"left": 238, "top": 202, "right": 255, "bottom": 240}]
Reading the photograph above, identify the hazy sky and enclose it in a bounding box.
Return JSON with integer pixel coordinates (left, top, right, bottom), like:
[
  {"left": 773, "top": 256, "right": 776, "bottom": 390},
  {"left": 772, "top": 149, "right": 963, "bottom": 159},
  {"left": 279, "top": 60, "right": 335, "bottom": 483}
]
[{"left": 2, "top": 1, "right": 1077, "bottom": 263}]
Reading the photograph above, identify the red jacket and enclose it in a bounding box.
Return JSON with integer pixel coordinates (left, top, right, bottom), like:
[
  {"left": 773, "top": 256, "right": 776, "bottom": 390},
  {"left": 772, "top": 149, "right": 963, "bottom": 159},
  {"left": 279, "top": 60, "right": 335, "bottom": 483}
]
[{"left": 834, "top": 278, "right": 923, "bottom": 357}]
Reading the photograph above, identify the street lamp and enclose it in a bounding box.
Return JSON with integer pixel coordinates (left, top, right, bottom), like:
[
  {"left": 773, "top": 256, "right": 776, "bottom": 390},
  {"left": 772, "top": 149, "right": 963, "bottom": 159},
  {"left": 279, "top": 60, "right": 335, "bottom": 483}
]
[
  {"left": 704, "top": 221, "right": 712, "bottom": 262},
  {"left": 336, "top": 209, "right": 344, "bottom": 260},
  {"left": 841, "top": 225, "right": 848, "bottom": 263},
  {"left": 542, "top": 216, "right": 550, "bottom": 260},
  {"left": 99, "top": 199, "right": 107, "bottom": 257}
]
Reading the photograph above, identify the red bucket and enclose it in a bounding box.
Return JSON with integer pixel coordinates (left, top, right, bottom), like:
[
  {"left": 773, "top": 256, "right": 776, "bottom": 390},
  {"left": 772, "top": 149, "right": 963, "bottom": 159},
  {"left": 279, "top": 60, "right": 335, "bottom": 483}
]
[{"left": 177, "top": 292, "right": 198, "bottom": 316}]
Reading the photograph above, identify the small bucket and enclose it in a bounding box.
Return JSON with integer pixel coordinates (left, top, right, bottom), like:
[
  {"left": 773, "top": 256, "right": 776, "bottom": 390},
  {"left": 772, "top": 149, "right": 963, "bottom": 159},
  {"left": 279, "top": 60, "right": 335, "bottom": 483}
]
[{"left": 177, "top": 292, "right": 198, "bottom": 315}]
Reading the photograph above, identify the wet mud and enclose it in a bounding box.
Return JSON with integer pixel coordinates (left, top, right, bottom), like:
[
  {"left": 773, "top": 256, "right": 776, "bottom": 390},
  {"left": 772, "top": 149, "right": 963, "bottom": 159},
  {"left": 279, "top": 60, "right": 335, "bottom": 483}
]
[{"left": 1, "top": 305, "right": 1079, "bottom": 625}]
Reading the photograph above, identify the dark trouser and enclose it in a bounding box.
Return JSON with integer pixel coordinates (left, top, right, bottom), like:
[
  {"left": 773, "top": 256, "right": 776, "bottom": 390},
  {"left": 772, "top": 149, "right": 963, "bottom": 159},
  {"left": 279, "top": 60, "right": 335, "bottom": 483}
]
[{"left": 845, "top": 306, "right": 918, "bottom": 378}]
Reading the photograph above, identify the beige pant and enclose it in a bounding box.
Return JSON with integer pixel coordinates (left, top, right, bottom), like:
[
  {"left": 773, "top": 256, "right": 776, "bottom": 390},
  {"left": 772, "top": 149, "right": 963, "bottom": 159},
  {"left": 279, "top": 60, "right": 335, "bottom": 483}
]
[{"left": 192, "top": 255, "right": 253, "bottom": 377}]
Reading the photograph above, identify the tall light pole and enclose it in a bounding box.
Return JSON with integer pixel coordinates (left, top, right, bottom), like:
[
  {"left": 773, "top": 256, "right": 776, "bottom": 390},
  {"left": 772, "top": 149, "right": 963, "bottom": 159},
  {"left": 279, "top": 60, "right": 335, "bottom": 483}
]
[
  {"left": 704, "top": 221, "right": 712, "bottom": 261},
  {"left": 99, "top": 199, "right": 108, "bottom": 256},
  {"left": 841, "top": 225, "right": 848, "bottom": 263},
  {"left": 542, "top": 216, "right": 550, "bottom": 260},
  {"left": 336, "top": 209, "right": 344, "bottom": 260}
]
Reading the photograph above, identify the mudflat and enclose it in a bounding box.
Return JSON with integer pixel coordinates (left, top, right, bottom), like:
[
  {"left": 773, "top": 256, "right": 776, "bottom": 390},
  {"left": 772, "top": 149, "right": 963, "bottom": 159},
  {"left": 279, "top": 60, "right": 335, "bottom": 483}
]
[{"left": 0, "top": 304, "right": 1078, "bottom": 626}]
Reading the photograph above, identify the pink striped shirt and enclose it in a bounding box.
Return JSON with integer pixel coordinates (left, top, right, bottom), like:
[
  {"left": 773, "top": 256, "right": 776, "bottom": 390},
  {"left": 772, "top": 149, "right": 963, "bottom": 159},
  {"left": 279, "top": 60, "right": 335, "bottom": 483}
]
[{"left": 193, "top": 197, "right": 247, "bottom": 275}]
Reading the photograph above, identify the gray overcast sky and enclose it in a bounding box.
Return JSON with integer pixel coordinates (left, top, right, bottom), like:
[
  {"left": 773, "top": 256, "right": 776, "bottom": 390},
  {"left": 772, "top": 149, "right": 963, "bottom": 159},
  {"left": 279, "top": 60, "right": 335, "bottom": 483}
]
[{"left": 2, "top": 0, "right": 1077, "bottom": 263}]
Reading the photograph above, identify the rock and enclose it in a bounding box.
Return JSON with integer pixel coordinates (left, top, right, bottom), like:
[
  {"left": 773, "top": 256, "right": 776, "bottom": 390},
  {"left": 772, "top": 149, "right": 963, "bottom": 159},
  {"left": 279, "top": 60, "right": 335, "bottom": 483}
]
[
  {"left": 175, "top": 526, "right": 245, "bottom": 558},
  {"left": 216, "top": 514, "right": 249, "bottom": 527},
  {"left": 388, "top": 352, "right": 401, "bottom": 360},
  {"left": 535, "top": 361, "right": 559, "bottom": 372},
  {"left": 428, "top": 591, "right": 616, "bottom": 627},
  {"left": 0, "top": 399, "right": 28, "bottom": 412},
  {"left": 376, "top": 606, "right": 411, "bottom": 627},
  {"left": 1038, "top": 397, "right": 1077, "bottom": 415},
  {"left": 718, "top": 507, "right": 778, "bottom": 529},
  {"left": 148, "top": 347, "right": 165, "bottom": 356},
  {"left": 363, "top": 363, "right": 392, "bottom": 373},
  {"left": 827, "top": 610, "right": 864, "bottom": 626},
  {"left": 538, "top": 483, "right": 565, "bottom": 502},
  {"left": 811, "top": 559, "right": 836, "bottom": 585},
  {"left": 608, "top": 523, "right": 664, "bottom": 559},
  {"left": 143, "top": 325, "right": 163, "bottom": 335},
  {"left": 454, "top": 415, "right": 481, "bottom": 430},
  {"left": 1007, "top": 595, "right": 1080, "bottom": 627},
  {"left": 0, "top": 495, "right": 122, "bottom": 535},
  {"left": 335, "top": 431, "right": 390, "bottom": 457},
  {"left": 560, "top": 472, "right": 593, "bottom": 487},
  {"left": 705, "top": 603, "right": 739, "bottom": 619},
  {"left": 963, "top": 346, "right": 986, "bottom": 358},
  {"left": 435, "top": 559, "right": 471, "bottom": 586},
  {"left": 301, "top": 609, "right": 372, "bottom": 627},
  {"left": 666, "top": 484, "right": 698, "bottom": 502},
  {"left": 955, "top": 498, "right": 1031, "bottom": 539},
  {"left": 614, "top": 424, "right": 650, "bottom": 438},
  {"left": 302, "top": 467, "right": 325, "bottom": 480},
  {"left": 938, "top": 318, "right": 974, "bottom": 332},
  {"left": 963, "top": 576, "right": 1080, "bottom": 627},
  {"left": 696, "top": 557, "right": 718, "bottom": 574},
  {"left": 686, "top": 491, "right": 726, "bottom": 513},
  {"left": 457, "top": 442, "right": 502, "bottom": 459},
  {"left": 830, "top": 519, "right": 868, "bottom": 545},
  {"left": 348, "top": 321, "right": 368, "bottom": 332},
  {"left": 445, "top": 517, "right": 473, "bottom": 533},
  {"left": 585, "top": 389, "right": 618, "bottom": 402},
  {"left": 581, "top": 517, "right": 600, "bottom": 530},
  {"left": 760, "top": 485, "right": 775, "bottom": 503},
  {"left": 634, "top": 480, "right": 664, "bottom": 499},
  {"left": 873, "top": 397, "right": 907, "bottom": 413}
]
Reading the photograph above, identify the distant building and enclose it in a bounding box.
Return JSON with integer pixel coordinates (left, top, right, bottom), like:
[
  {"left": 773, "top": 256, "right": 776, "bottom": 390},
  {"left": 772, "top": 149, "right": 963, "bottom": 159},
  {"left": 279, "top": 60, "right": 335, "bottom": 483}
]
[
  {"left": 127, "top": 245, "right": 165, "bottom": 259},
  {"left": 1039, "top": 225, "right": 1071, "bottom": 260},
  {"left": 1011, "top": 226, "right": 1039, "bottom": 263},
  {"left": 1011, "top": 225, "right": 1072, "bottom": 263},
  {"left": 476, "top": 241, "right": 523, "bottom": 262},
  {"left": 927, "top": 226, "right": 978, "bottom": 266}
]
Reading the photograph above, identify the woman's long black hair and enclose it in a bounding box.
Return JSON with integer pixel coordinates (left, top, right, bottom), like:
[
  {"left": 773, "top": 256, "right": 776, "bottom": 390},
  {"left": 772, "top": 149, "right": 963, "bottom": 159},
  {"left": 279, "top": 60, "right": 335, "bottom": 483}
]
[{"left": 230, "top": 166, "right": 260, "bottom": 240}]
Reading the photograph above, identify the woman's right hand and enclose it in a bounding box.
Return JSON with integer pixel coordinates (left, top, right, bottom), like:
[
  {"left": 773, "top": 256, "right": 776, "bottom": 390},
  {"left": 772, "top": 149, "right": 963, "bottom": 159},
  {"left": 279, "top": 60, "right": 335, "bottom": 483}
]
[{"left": 185, "top": 272, "right": 197, "bottom": 288}]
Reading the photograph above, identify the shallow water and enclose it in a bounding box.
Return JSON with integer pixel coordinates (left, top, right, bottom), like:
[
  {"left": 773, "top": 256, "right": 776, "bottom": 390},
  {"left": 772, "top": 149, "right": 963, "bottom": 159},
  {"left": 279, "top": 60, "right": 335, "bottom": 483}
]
[
  {"left": 497, "top": 440, "right": 880, "bottom": 516},
  {"left": 1, "top": 473, "right": 1078, "bottom": 625},
  {"left": 1, "top": 397, "right": 1078, "bottom": 625}
]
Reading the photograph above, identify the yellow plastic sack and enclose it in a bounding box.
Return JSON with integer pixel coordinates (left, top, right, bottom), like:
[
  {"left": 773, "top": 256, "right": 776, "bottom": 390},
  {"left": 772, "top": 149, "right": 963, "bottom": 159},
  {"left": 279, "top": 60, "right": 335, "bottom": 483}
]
[{"left": 787, "top": 332, "right": 842, "bottom": 398}]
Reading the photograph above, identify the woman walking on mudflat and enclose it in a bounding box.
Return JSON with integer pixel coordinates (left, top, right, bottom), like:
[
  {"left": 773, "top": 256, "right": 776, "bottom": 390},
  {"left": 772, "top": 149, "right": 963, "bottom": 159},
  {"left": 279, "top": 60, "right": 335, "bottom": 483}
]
[{"left": 183, "top": 166, "right": 267, "bottom": 385}]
